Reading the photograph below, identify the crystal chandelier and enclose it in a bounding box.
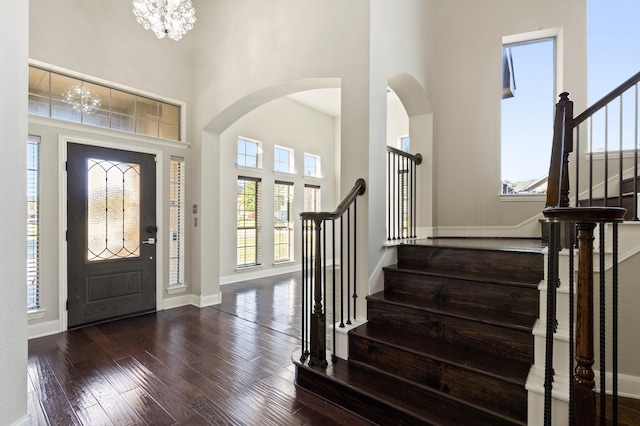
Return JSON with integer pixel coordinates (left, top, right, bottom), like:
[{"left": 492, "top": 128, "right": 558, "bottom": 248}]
[
  {"left": 63, "top": 86, "right": 102, "bottom": 115},
  {"left": 132, "top": 0, "right": 196, "bottom": 41}
]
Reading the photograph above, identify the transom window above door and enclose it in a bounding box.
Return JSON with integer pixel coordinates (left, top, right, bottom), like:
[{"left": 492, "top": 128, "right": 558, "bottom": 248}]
[{"left": 28, "top": 65, "right": 182, "bottom": 141}]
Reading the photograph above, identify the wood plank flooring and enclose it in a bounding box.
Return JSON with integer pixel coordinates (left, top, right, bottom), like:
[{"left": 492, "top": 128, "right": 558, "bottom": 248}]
[{"left": 28, "top": 273, "right": 370, "bottom": 425}]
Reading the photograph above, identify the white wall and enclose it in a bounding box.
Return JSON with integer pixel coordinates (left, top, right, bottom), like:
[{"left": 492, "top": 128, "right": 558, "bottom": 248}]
[
  {"left": 218, "top": 97, "right": 338, "bottom": 281},
  {"left": 431, "top": 0, "right": 587, "bottom": 232},
  {"left": 0, "top": 0, "right": 29, "bottom": 424},
  {"left": 190, "top": 0, "right": 372, "bottom": 305},
  {"left": 29, "top": 0, "right": 194, "bottom": 109}
]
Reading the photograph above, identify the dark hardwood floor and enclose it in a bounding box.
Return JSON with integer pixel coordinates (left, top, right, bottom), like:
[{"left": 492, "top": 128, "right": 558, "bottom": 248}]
[{"left": 28, "top": 272, "right": 371, "bottom": 425}]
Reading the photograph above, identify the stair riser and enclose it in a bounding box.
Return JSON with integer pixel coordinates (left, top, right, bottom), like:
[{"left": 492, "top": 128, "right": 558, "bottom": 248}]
[
  {"left": 384, "top": 269, "right": 539, "bottom": 317},
  {"left": 349, "top": 335, "right": 527, "bottom": 421},
  {"left": 397, "top": 245, "right": 544, "bottom": 284},
  {"left": 296, "top": 363, "right": 521, "bottom": 426},
  {"left": 367, "top": 299, "right": 533, "bottom": 363},
  {"left": 296, "top": 366, "right": 428, "bottom": 426}
]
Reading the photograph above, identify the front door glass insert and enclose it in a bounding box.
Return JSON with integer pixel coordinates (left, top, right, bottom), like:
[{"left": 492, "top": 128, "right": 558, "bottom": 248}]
[{"left": 87, "top": 158, "right": 141, "bottom": 261}]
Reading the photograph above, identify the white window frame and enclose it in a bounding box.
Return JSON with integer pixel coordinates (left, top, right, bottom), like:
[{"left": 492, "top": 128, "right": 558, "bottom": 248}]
[
  {"left": 274, "top": 145, "right": 294, "bottom": 174},
  {"left": 237, "top": 137, "right": 262, "bottom": 169},
  {"left": 501, "top": 28, "right": 562, "bottom": 197},
  {"left": 304, "top": 153, "right": 321, "bottom": 178}
]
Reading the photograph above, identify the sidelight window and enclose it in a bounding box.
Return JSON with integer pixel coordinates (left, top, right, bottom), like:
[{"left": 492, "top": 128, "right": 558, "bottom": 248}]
[
  {"left": 27, "top": 136, "right": 40, "bottom": 310},
  {"left": 169, "top": 157, "right": 185, "bottom": 286}
]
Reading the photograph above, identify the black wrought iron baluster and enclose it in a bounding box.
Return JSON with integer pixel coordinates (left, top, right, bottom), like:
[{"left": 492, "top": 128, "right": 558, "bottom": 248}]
[
  {"left": 544, "top": 220, "right": 560, "bottom": 426},
  {"left": 346, "top": 206, "right": 351, "bottom": 325},
  {"left": 339, "top": 215, "right": 344, "bottom": 328},
  {"left": 569, "top": 222, "right": 576, "bottom": 426},
  {"left": 599, "top": 224, "right": 606, "bottom": 425},
  {"left": 612, "top": 222, "right": 619, "bottom": 425},
  {"left": 300, "top": 219, "right": 307, "bottom": 361},
  {"left": 619, "top": 96, "right": 624, "bottom": 210},
  {"left": 353, "top": 198, "right": 358, "bottom": 320},
  {"left": 605, "top": 105, "right": 609, "bottom": 206}
]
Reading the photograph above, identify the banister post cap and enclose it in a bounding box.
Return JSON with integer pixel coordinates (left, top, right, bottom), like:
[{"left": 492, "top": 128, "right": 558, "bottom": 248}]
[{"left": 559, "top": 92, "right": 571, "bottom": 101}]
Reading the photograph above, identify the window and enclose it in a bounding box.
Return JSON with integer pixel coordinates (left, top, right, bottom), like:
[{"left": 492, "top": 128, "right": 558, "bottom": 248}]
[
  {"left": 304, "top": 153, "right": 321, "bottom": 177},
  {"left": 303, "top": 184, "right": 321, "bottom": 257},
  {"left": 501, "top": 38, "right": 555, "bottom": 194},
  {"left": 28, "top": 66, "right": 181, "bottom": 141},
  {"left": 401, "top": 136, "right": 410, "bottom": 153},
  {"left": 237, "top": 177, "right": 261, "bottom": 267},
  {"left": 274, "top": 146, "right": 293, "bottom": 173},
  {"left": 237, "top": 138, "right": 259, "bottom": 168},
  {"left": 304, "top": 184, "right": 321, "bottom": 212},
  {"left": 27, "top": 136, "right": 40, "bottom": 310},
  {"left": 274, "top": 181, "right": 294, "bottom": 262},
  {"left": 169, "top": 157, "right": 185, "bottom": 287}
]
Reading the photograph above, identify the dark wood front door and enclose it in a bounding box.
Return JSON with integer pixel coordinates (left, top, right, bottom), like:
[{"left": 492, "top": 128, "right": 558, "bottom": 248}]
[{"left": 67, "top": 143, "right": 157, "bottom": 328}]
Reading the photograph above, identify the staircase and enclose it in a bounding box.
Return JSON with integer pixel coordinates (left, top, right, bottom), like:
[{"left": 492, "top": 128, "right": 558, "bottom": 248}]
[{"left": 294, "top": 239, "right": 544, "bottom": 425}]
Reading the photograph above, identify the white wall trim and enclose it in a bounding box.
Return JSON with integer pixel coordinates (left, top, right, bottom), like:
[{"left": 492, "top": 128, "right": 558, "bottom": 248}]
[
  {"left": 166, "top": 284, "right": 189, "bottom": 295},
  {"left": 57, "top": 133, "right": 165, "bottom": 333},
  {"left": 191, "top": 293, "right": 221, "bottom": 308},
  {"left": 595, "top": 371, "right": 640, "bottom": 400},
  {"left": 221, "top": 263, "right": 301, "bottom": 285},
  {"left": 162, "top": 294, "right": 193, "bottom": 310},
  {"left": 28, "top": 320, "right": 61, "bottom": 340},
  {"left": 27, "top": 309, "right": 47, "bottom": 321},
  {"left": 432, "top": 213, "right": 544, "bottom": 239}
]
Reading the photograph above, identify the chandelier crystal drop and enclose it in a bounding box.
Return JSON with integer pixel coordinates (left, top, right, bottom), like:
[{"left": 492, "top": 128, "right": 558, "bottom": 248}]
[
  {"left": 132, "top": 0, "right": 196, "bottom": 41},
  {"left": 63, "top": 86, "right": 102, "bottom": 115}
]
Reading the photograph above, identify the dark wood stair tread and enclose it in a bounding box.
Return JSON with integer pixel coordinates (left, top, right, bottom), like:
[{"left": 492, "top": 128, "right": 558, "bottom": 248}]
[
  {"left": 294, "top": 350, "right": 526, "bottom": 426},
  {"left": 349, "top": 322, "right": 530, "bottom": 385},
  {"left": 367, "top": 291, "right": 537, "bottom": 332},
  {"left": 384, "top": 263, "right": 540, "bottom": 288}
]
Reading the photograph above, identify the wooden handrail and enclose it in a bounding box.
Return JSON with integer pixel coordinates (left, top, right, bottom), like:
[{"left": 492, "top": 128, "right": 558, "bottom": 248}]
[
  {"left": 574, "top": 70, "right": 640, "bottom": 126},
  {"left": 386, "top": 146, "right": 423, "bottom": 165},
  {"left": 300, "top": 178, "right": 366, "bottom": 221}
]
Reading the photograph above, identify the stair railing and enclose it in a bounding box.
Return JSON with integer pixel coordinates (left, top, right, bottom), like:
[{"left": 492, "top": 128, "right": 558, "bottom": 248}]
[
  {"left": 386, "top": 146, "right": 422, "bottom": 241},
  {"left": 575, "top": 71, "right": 640, "bottom": 220},
  {"left": 300, "top": 178, "right": 366, "bottom": 367},
  {"left": 542, "top": 77, "right": 636, "bottom": 424}
]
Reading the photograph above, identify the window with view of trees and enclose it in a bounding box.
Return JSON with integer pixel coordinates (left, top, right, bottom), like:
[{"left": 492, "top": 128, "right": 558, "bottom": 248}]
[
  {"left": 237, "top": 176, "right": 261, "bottom": 267},
  {"left": 274, "top": 181, "right": 294, "bottom": 262}
]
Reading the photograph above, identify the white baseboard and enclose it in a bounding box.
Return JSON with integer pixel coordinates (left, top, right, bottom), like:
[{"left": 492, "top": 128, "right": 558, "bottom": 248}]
[
  {"left": 162, "top": 294, "right": 193, "bottom": 310},
  {"left": 432, "top": 214, "right": 543, "bottom": 239},
  {"left": 191, "top": 292, "right": 221, "bottom": 308},
  {"left": 28, "top": 320, "right": 61, "bottom": 340}
]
